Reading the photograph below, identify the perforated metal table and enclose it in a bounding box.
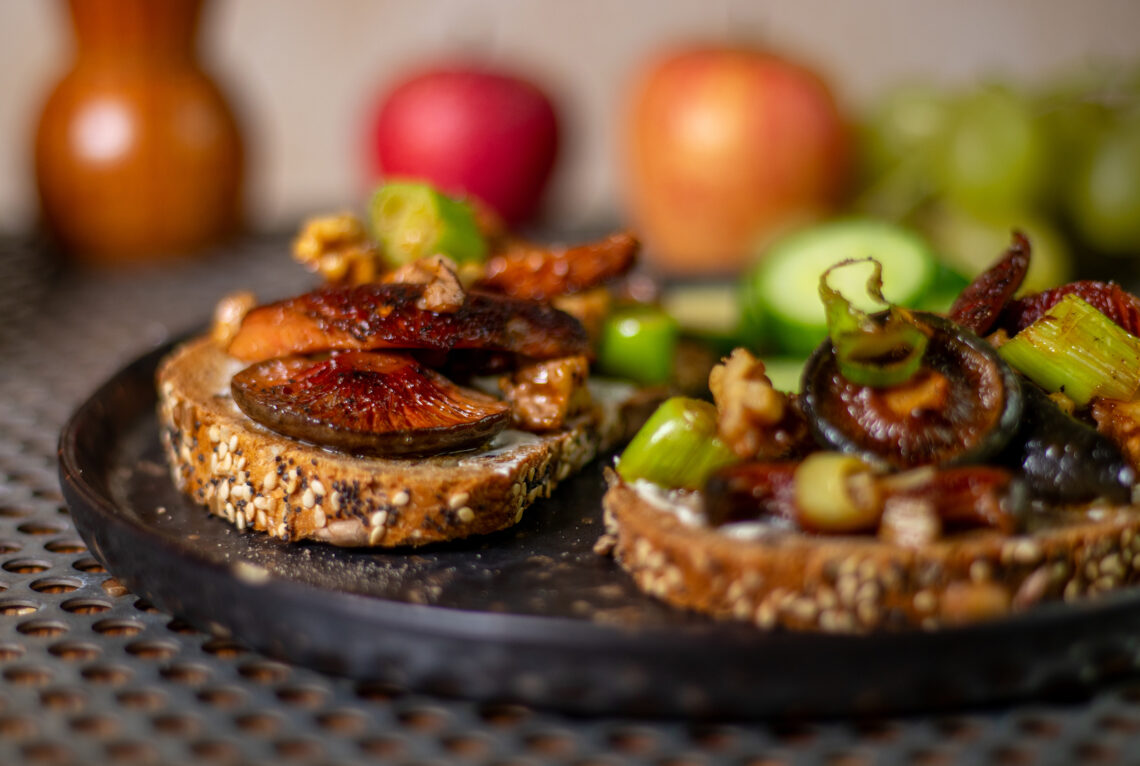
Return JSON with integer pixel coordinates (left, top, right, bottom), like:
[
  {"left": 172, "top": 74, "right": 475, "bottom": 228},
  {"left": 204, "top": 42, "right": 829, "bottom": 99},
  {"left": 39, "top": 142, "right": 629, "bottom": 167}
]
[{"left": 4, "top": 237, "right": 1140, "bottom": 765}]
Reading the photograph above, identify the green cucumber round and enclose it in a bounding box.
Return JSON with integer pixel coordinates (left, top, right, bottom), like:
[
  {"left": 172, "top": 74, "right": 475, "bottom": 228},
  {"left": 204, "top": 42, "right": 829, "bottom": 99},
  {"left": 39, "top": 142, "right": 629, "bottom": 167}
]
[{"left": 742, "top": 219, "right": 938, "bottom": 355}]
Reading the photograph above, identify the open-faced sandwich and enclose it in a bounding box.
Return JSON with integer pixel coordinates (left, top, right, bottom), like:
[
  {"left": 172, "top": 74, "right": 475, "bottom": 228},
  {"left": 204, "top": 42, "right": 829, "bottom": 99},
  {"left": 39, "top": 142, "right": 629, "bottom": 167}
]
[
  {"left": 601, "top": 232, "right": 1140, "bottom": 631},
  {"left": 158, "top": 182, "right": 660, "bottom": 547}
]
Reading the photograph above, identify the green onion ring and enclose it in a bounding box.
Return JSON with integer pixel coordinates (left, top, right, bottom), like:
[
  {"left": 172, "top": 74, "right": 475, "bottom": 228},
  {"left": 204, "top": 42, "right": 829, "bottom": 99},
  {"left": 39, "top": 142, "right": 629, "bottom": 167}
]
[{"left": 819, "top": 258, "right": 931, "bottom": 387}]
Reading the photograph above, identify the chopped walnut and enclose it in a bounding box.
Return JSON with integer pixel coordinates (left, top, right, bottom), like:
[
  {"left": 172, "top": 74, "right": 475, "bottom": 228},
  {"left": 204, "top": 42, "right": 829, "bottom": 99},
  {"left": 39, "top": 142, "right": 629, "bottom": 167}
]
[
  {"left": 709, "top": 349, "right": 808, "bottom": 460},
  {"left": 500, "top": 355, "right": 592, "bottom": 432},
  {"left": 381, "top": 254, "right": 466, "bottom": 313},
  {"left": 292, "top": 213, "right": 383, "bottom": 284},
  {"left": 1092, "top": 397, "right": 1140, "bottom": 472},
  {"left": 211, "top": 291, "right": 257, "bottom": 347}
]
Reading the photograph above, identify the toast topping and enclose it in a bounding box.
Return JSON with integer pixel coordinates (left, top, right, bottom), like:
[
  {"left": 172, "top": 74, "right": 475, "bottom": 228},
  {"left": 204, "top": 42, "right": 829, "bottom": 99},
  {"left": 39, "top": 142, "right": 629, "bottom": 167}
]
[
  {"left": 211, "top": 290, "right": 257, "bottom": 347},
  {"left": 500, "top": 355, "right": 592, "bottom": 432},
  {"left": 381, "top": 254, "right": 467, "bottom": 313},
  {"left": 476, "top": 232, "right": 639, "bottom": 300},
  {"left": 231, "top": 351, "right": 510, "bottom": 456},
  {"left": 802, "top": 312, "right": 1020, "bottom": 470},
  {"left": 227, "top": 283, "right": 590, "bottom": 363},
  {"left": 709, "top": 348, "right": 811, "bottom": 460},
  {"left": 293, "top": 212, "right": 383, "bottom": 285}
]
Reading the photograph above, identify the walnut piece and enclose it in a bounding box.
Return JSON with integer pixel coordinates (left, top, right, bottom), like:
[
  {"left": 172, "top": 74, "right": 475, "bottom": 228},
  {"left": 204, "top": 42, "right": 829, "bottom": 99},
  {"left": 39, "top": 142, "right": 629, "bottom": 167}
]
[
  {"left": 292, "top": 213, "right": 383, "bottom": 285},
  {"left": 211, "top": 291, "right": 257, "bottom": 347},
  {"left": 500, "top": 355, "right": 592, "bottom": 432},
  {"left": 709, "top": 348, "right": 801, "bottom": 460},
  {"left": 382, "top": 254, "right": 466, "bottom": 313},
  {"left": 1092, "top": 397, "right": 1140, "bottom": 472}
]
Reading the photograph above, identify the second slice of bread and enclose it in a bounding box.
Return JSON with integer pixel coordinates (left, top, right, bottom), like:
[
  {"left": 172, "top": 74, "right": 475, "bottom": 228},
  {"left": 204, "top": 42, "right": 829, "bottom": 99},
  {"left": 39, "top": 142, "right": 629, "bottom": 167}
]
[{"left": 601, "top": 472, "right": 1140, "bottom": 631}]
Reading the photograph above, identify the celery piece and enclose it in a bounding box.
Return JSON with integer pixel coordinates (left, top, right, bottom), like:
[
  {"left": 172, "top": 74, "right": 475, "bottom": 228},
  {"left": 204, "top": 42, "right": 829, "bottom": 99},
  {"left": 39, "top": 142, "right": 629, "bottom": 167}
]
[
  {"left": 616, "top": 397, "right": 738, "bottom": 490},
  {"left": 998, "top": 294, "right": 1140, "bottom": 406},
  {"left": 793, "top": 453, "right": 881, "bottom": 533},
  {"left": 598, "top": 305, "right": 678, "bottom": 386},
  {"left": 369, "top": 182, "right": 487, "bottom": 266}
]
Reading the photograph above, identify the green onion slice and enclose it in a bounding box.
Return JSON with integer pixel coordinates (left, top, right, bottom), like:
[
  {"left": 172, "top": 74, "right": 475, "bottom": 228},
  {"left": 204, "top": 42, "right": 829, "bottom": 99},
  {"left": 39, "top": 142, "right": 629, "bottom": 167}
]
[
  {"left": 369, "top": 181, "right": 487, "bottom": 267},
  {"left": 616, "top": 397, "right": 738, "bottom": 490},
  {"left": 820, "top": 258, "right": 930, "bottom": 387},
  {"left": 597, "top": 305, "right": 678, "bottom": 386}
]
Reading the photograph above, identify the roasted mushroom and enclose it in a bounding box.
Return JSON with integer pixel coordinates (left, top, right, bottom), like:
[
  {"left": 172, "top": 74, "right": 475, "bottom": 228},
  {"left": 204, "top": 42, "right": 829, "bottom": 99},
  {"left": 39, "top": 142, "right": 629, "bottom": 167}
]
[
  {"left": 227, "top": 283, "right": 590, "bottom": 364},
  {"left": 801, "top": 312, "right": 1023, "bottom": 470},
  {"left": 231, "top": 351, "right": 510, "bottom": 456},
  {"left": 999, "top": 384, "right": 1135, "bottom": 505}
]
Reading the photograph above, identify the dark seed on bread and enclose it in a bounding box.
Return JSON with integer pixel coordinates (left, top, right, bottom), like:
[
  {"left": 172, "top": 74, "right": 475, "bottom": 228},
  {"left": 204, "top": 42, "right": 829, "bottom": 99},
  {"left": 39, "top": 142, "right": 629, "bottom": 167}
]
[{"left": 158, "top": 336, "right": 638, "bottom": 547}]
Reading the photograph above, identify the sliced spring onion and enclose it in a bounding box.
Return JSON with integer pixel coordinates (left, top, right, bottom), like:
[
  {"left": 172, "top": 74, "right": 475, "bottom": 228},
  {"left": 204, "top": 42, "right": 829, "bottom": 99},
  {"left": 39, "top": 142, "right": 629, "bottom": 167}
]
[
  {"left": 369, "top": 182, "right": 487, "bottom": 266},
  {"left": 616, "top": 397, "right": 738, "bottom": 490},
  {"left": 820, "top": 258, "right": 930, "bottom": 387},
  {"left": 597, "top": 305, "right": 678, "bottom": 386},
  {"left": 997, "top": 294, "right": 1140, "bottom": 406},
  {"left": 793, "top": 452, "right": 882, "bottom": 533}
]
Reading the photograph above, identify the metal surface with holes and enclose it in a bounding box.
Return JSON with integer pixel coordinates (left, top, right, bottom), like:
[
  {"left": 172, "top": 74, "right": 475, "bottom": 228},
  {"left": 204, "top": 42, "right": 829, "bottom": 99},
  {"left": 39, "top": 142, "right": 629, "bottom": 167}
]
[{"left": 5, "top": 237, "right": 1140, "bottom": 765}]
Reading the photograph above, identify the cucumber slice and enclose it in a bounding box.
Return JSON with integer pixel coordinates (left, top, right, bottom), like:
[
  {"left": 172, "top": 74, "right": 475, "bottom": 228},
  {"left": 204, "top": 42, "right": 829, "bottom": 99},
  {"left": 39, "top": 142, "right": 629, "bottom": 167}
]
[
  {"left": 744, "top": 220, "right": 938, "bottom": 355},
  {"left": 914, "top": 261, "right": 970, "bottom": 314}
]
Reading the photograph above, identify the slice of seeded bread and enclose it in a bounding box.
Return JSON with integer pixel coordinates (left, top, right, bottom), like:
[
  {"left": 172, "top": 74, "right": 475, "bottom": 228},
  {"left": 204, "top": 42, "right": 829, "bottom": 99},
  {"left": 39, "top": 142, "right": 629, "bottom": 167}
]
[
  {"left": 599, "top": 472, "right": 1140, "bottom": 631},
  {"left": 157, "top": 336, "right": 644, "bottom": 547}
]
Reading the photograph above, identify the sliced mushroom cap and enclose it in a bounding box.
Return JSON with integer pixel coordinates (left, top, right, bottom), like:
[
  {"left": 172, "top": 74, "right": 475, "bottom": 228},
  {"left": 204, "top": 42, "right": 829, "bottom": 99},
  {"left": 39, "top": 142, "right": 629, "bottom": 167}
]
[
  {"left": 227, "top": 283, "right": 590, "bottom": 363},
  {"left": 801, "top": 312, "right": 1023, "bottom": 470},
  {"left": 232, "top": 351, "right": 510, "bottom": 456}
]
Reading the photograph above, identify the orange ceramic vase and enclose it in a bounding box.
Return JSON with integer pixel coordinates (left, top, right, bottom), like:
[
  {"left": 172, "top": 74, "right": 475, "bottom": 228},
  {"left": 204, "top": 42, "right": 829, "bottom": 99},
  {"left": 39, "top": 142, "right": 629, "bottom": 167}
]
[{"left": 34, "top": 0, "right": 244, "bottom": 265}]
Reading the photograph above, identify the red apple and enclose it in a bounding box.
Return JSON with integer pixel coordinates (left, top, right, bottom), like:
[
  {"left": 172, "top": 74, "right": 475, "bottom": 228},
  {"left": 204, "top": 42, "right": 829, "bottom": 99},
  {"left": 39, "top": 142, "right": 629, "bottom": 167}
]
[
  {"left": 368, "top": 65, "right": 560, "bottom": 225},
  {"left": 622, "top": 47, "right": 850, "bottom": 274}
]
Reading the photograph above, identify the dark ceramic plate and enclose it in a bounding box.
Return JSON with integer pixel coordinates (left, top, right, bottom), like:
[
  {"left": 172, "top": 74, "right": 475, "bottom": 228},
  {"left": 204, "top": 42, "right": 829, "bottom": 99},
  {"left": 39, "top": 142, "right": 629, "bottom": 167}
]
[{"left": 59, "top": 340, "right": 1140, "bottom": 717}]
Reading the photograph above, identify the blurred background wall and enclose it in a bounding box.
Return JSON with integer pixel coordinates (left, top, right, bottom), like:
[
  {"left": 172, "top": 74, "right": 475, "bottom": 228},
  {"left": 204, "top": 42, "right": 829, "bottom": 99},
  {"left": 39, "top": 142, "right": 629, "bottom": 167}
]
[{"left": 2, "top": 0, "right": 1139, "bottom": 235}]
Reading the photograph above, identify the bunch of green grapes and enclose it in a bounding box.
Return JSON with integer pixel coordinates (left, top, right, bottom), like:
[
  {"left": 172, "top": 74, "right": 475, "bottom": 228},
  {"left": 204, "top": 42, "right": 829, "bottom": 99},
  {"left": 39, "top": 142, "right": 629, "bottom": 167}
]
[{"left": 857, "top": 69, "right": 1140, "bottom": 283}]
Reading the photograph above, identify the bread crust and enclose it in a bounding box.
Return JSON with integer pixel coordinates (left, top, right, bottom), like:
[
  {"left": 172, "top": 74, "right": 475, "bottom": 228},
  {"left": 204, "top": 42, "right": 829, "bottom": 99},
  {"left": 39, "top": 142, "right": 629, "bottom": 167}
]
[
  {"left": 601, "top": 473, "right": 1140, "bottom": 631},
  {"left": 157, "top": 336, "right": 632, "bottom": 547}
]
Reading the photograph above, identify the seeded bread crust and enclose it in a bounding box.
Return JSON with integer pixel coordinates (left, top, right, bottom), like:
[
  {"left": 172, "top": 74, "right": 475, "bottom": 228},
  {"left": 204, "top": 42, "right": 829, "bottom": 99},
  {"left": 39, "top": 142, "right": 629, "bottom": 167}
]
[
  {"left": 600, "top": 473, "right": 1140, "bottom": 632},
  {"left": 158, "top": 336, "right": 636, "bottom": 547}
]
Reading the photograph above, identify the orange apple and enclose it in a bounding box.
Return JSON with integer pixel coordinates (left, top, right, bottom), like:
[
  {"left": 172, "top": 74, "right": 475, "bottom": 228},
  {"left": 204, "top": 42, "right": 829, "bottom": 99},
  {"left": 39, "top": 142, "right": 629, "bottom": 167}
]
[{"left": 622, "top": 47, "right": 850, "bottom": 274}]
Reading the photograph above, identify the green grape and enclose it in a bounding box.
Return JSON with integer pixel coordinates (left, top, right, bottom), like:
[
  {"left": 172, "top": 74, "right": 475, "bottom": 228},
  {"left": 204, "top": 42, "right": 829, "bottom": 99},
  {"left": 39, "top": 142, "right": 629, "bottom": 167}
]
[
  {"left": 861, "top": 83, "right": 952, "bottom": 177},
  {"left": 1067, "top": 117, "right": 1140, "bottom": 254},
  {"left": 1039, "top": 97, "right": 1114, "bottom": 212},
  {"left": 934, "top": 86, "right": 1049, "bottom": 218},
  {"left": 922, "top": 203, "right": 1072, "bottom": 293},
  {"left": 856, "top": 84, "right": 952, "bottom": 219}
]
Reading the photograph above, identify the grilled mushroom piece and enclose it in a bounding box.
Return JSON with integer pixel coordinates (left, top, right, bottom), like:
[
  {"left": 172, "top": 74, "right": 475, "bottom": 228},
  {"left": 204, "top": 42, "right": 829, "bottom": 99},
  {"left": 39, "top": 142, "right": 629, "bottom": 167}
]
[
  {"left": 801, "top": 312, "right": 1023, "bottom": 470},
  {"left": 227, "top": 283, "right": 590, "bottom": 364},
  {"left": 231, "top": 351, "right": 510, "bottom": 456},
  {"left": 1000, "top": 384, "right": 1135, "bottom": 505}
]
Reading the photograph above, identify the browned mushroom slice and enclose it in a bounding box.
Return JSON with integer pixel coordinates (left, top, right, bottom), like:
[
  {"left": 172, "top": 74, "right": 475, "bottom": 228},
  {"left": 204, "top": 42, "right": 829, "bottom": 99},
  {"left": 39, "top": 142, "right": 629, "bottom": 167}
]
[
  {"left": 947, "top": 230, "right": 1030, "bottom": 335},
  {"left": 227, "top": 283, "right": 589, "bottom": 363},
  {"left": 802, "top": 313, "right": 1023, "bottom": 470},
  {"left": 231, "top": 351, "right": 510, "bottom": 456},
  {"left": 476, "top": 232, "right": 639, "bottom": 300}
]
